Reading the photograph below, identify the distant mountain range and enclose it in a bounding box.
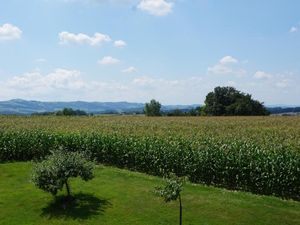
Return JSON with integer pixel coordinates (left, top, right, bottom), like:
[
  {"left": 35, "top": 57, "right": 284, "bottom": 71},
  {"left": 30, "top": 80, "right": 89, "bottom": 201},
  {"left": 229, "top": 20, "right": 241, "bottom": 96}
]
[
  {"left": 0, "top": 99, "right": 200, "bottom": 115},
  {"left": 0, "top": 99, "right": 299, "bottom": 115}
]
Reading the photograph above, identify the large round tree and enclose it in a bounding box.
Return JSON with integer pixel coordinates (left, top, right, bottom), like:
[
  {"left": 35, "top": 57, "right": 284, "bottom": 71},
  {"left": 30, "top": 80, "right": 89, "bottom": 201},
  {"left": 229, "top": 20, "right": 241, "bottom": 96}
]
[{"left": 203, "top": 86, "right": 270, "bottom": 116}]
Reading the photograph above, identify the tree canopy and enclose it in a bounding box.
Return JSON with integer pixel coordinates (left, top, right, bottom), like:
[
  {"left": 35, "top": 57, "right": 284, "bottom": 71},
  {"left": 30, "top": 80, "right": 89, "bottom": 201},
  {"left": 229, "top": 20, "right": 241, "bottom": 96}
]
[
  {"left": 56, "top": 108, "right": 88, "bottom": 116},
  {"left": 32, "top": 149, "right": 95, "bottom": 198},
  {"left": 144, "top": 99, "right": 162, "bottom": 116},
  {"left": 203, "top": 86, "right": 270, "bottom": 116}
]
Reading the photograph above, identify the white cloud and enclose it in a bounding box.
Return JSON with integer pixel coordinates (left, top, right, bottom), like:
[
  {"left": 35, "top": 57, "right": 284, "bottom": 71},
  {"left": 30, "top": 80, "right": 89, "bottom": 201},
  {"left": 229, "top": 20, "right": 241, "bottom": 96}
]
[
  {"left": 2, "top": 67, "right": 300, "bottom": 104},
  {"left": 0, "top": 23, "right": 22, "bottom": 41},
  {"left": 35, "top": 58, "right": 47, "bottom": 63},
  {"left": 59, "top": 0, "right": 174, "bottom": 16},
  {"left": 275, "top": 79, "right": 290, "bottom": 88},
  {"left": 227, "top": 81, "right": 237, "bottom": 86},
  {"left": 132, "top": 76, "right": 155, "bottom": 86},
  {"left": 137, "top": 0, "right": 173, "bottom": 16},
  {"left": 132, "top": 76, "right": 203, "bottom": 89},
  {"left": 208, "top": 64, "right": 232, "bottom": 75},
  {"left": 1, "top": 69, "right": 87, "bottom": 100},
  {"left": 61, "top": 0, "right": 135, "bottom": 4},
  {"left": 0, "top": 69, "right": 206, "bottom": 104},
  {"left": 114, "top": 40, "right": 127, "bottom": 48},
  {"left": 6, "top": 69, "right": 84, "bottom": 90},
  {"left": 253, "top": 71, "right": 273, "bottom": 79},
  {"left": 98, "top": 56, "right": 120, "bottom": 65},
  {"left": 208, "top": 56, "right": 246, "bottom": 76},
  {"left": 219, "top": 56, "right": 238, "bottom": 64},
  {"left": 122, "top": 66, "right": 137, "bottom": 73},
  {"left": 0, "top": 68, "right": 130, "bottom": 101},
  {"left": 59, "top": 31, "right": 111, "bottom": 46},
  {"left": 130, "top": 75, "right": 208, "bottom": 103},
  {"left": 290, "top": 26, "right": 298, "bottom": 33}
]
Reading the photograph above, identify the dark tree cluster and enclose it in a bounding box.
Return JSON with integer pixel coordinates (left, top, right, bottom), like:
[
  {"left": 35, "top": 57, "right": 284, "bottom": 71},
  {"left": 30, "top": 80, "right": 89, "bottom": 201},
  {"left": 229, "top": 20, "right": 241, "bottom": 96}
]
[
  {"left": 56, "top": 108, "right": 88, "bottom": 116},
  {"left": 165, "top": 108, "right": 200, "bottom": 117},
  {"left": 202, "top": 86, "right": 270, "bottom": 116},
  {"left": 32, "top": 108, "right": 89, "bottom": 116},
  {"left": 142, "top": 87, "right": 269, "bottom": 117},
  {"left": 144, "top": 99, "right": 162, "bottom": 116}
]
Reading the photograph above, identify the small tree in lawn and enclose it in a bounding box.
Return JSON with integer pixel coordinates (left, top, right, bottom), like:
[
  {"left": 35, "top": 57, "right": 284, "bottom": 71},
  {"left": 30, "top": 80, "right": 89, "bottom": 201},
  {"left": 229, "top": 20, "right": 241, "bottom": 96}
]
[
  {"left": 32, "top": 149, "right": 95, "bottom": 201},
  {"left": 156, "top": 174, "right": 186, "bottom": 225}
]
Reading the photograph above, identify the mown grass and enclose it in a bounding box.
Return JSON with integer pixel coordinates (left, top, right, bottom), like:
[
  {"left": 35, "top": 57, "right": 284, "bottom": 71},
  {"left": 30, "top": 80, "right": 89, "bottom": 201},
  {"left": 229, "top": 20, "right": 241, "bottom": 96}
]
[{"left": 0, "top": 162, "right": 299, "bottom": 225}]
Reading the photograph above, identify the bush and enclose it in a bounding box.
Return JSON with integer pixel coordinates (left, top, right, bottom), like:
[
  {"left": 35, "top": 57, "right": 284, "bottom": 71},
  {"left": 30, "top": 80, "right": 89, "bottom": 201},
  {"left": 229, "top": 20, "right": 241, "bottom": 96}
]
[{"left": 31, "top": 149, "right": 95, "bottom": 197}]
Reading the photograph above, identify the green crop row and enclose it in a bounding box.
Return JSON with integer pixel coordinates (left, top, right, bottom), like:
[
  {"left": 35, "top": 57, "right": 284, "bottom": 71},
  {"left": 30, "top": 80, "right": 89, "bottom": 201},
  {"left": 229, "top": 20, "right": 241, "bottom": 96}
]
[{"left": 0, "top": 130, "right": 299, "bottom": 200}]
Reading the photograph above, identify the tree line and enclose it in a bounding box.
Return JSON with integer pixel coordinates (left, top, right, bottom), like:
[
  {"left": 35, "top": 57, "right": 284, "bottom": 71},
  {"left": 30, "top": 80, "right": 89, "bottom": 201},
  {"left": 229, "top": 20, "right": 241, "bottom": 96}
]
[
  {"left": 32, "top": 108, "right": 91, "bottom": 116},
  {"left": 31, "top": 86, "right": 270, "bottom": 117},
  {"left": 145, "top": 86, "right": 270, "bottom": 116}
]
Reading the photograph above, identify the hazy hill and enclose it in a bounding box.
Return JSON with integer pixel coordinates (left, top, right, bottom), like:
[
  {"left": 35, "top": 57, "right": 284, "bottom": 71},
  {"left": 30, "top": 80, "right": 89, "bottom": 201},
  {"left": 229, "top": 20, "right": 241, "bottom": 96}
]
[
  {"left": 0, "top": 99, "right": 199, "bottom": 115},
  {"left": 1, "top": 99, "right": 298, "bottom": 115}
]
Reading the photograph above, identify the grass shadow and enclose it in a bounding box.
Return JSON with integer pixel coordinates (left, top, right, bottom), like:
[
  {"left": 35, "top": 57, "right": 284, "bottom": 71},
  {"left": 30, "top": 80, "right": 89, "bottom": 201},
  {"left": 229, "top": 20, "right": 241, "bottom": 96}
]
[{"left": 41, "top": 193, "right": 111, "bottom": 220}]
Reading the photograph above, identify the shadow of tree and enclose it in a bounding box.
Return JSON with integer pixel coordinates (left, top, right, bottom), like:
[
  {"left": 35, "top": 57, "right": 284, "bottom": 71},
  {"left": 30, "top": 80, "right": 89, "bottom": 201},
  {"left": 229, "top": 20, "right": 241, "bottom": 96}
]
[{"left": 41, "top": 193, "right": 112, "bottom": 220}]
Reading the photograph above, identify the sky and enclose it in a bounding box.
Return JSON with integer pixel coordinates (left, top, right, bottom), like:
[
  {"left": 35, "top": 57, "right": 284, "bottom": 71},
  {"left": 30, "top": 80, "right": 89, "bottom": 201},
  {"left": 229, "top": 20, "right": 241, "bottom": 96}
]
[{"left": 0, "top": 0, "right": 300, "bottom": 105}]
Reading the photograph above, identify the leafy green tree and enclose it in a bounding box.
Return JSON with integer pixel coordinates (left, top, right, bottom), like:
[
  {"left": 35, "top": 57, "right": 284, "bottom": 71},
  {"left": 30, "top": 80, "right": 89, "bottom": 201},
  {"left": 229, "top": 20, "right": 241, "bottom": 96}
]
[
  {"left": 188, "top": 108, "right": 199, "bottom": 116},
  {"left": 56, "top": 108, "right": 88, "bottom": 116},
  {"left": 167, "top": 109, "right": 184, "bottom": 116},
  {"left": 144, "top": 99, "right": 162, "bottom": 116},
  {"left": 204, "top": 86, "right": 270, "bottom": 116},
  {"left": 32, "top": 149, "right": 95, "bottom": 199},
  {"left": 156, "top": 174, "right": 186, "bottom": 225}
]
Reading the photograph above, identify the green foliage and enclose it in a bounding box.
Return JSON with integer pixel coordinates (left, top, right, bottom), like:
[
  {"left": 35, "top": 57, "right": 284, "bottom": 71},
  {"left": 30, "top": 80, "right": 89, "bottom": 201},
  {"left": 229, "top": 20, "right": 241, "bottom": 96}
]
[
  {"left": 204, "top": 86, "right": 270, "bottom": 116},
  {"left": 166, "top": 108, "right": 200, "bottom": 116},
  {"left": 156, "top": 174, "right": 185, "bottom": 202},
  {"left": 32, "top": 149, "right": 95, "bottom": 196},
  {"left": 144, "top": 99, "right": 161, "bottom": 116},
  {"left": 56, "top": 108, "right": 88, "bottom": 116},
  {"left": 32, "top": 108, "right": 89, "bottom": 116}
]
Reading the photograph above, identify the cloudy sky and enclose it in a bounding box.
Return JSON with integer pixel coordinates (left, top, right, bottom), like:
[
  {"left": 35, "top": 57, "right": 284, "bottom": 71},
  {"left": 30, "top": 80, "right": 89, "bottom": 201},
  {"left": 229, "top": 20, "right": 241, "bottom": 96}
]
[{"left": 0, "top": 0, "right": 300, "bottom": 105}]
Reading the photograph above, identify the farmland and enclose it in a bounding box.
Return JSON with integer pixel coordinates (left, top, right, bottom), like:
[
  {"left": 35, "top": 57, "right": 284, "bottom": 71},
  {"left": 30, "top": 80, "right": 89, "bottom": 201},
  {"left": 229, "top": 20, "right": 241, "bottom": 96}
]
[
  {"left": 1, "top": 116, "right": 300, "bottom": 145},
  {"left": 0, "top": 116, "right": 299, "bottom": 200}
]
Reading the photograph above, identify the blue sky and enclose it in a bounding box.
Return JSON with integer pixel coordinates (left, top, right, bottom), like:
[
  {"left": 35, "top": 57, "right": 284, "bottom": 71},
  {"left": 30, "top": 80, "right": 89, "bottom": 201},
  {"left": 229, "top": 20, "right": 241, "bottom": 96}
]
[{"left": 0, "top": 0, "right": 300, "bottom": 105}]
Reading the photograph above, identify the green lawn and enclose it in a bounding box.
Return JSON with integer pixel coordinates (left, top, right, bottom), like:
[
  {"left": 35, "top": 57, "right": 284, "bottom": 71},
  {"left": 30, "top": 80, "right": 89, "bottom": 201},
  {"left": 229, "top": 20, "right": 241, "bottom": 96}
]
[{"left": 0, "top": 162, "right": 299, "bottom": 225}]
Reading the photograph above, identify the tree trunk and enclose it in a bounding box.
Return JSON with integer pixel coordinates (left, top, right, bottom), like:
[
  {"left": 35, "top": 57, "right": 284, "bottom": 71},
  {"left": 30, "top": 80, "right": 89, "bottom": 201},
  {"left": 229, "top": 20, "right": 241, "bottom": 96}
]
[
  {"left": 179, "top": 194, "right": 182, "bottom": 225},
  {"left": 65, "top": 180, "right": 71, "bottom": 198}
]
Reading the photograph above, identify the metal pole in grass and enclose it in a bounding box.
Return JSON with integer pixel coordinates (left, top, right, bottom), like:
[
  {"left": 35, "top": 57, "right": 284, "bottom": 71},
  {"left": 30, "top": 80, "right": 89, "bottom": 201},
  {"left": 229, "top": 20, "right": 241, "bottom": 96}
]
[{"left": 155, "top": 173, "right": 186, "bottom": 225}]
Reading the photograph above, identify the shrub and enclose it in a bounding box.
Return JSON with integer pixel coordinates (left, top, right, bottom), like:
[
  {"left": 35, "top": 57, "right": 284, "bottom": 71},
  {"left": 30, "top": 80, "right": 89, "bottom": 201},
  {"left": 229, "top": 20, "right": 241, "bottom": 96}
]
[{"left": 31, "top": 149, "right": 95, "bottom": 198}]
